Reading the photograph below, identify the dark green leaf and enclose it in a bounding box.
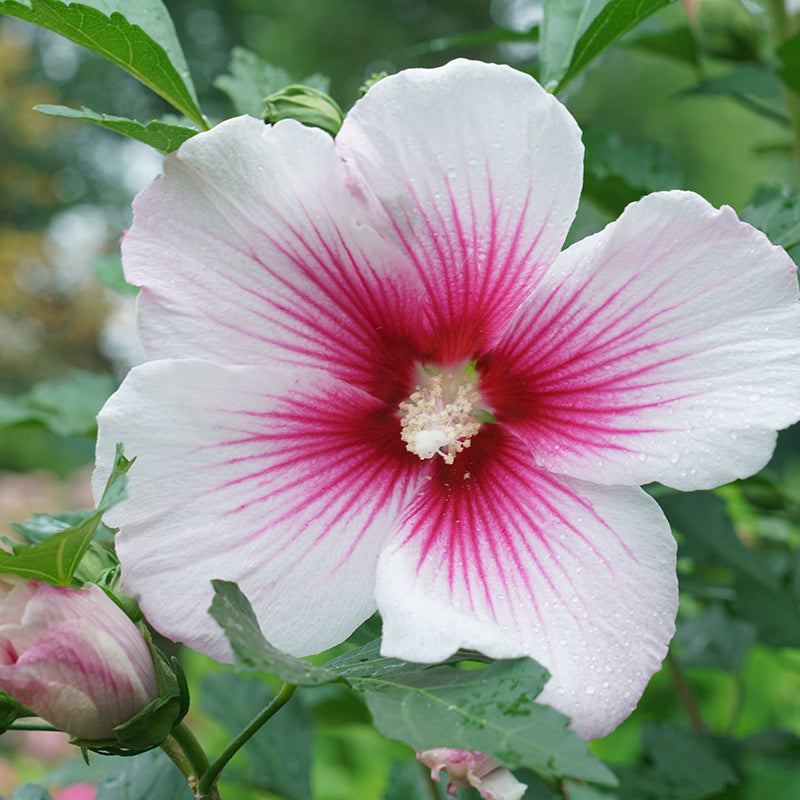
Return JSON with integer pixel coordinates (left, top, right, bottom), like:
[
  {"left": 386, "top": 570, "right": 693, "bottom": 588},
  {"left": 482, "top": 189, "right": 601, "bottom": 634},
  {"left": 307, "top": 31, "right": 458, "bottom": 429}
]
[
  {"left": 0, "top": 0, "right": 206, "bottom": 128},
  {"left": 213, "top": 47, "right": 330, "bottom": 118},
  {"left": 349, "top": 658, "right": 615, "bottom": 784},
  {"left": 582, "top": 126, "right": 681, "bottom": 215},
  {"left": 557, "top": 0, "right": 673, "bottom": 91},
  {"left": 564, "top": 779, "right": 621, "bottom": 799},
  {"left": 614, "top": 723, "right": 737, "bottom": 799},
  {"left": 673, "top": 604, "right": 756, "bottom": 671},
  {"left": 96, "top": 749, "right": 193, "bottom": 800},
  {"left": 0, "top": 444, "right": 131, "bottom": 584},
  {"left": 683, "top": 66, "right": 790, "bottom": 127},
  {"left": 325, "top": 638, "right": 428, "bottom": 681},
  {"left": 0, "top": 691, "right": 35, "bottom": 733},
  {"left": 777, "top": 29, "right": 800, "bottom": 94},
  {"left": 202, "top": 672, "right": 312, "bottom": 800},
  {"left": 540, "top": 0, "right": 606, "bottom": 90},
  {"left": 405, "top": 25, "right": 539, "bottom": 58},
  {"left": 208, "top": 580, "right": 338, "bottom": 685},
  {"left": 0, "top": 370, "right": 116, "bottom": 437},
  {"left": 741, "top": 186, "right": 800, "bottom": 262},
  {"left": 36, "top": 105, "right": 198, "bottom": 153}
]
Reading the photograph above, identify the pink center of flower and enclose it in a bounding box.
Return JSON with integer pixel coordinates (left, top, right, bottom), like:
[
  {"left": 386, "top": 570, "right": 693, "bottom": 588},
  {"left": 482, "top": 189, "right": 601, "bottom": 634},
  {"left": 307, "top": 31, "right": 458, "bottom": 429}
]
[{"left": 399, "top": 372, "right": 482, "bottom": 464}]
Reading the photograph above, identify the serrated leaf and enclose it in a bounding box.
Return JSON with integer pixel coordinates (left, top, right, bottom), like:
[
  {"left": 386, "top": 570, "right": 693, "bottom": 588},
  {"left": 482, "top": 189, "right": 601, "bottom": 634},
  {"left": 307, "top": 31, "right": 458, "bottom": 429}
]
[
  {"left": 208, "top": 580, "right": 338, "bottom": 685},
  {"left": 96, "top": 749, "right": 193, "bottom": 800},
  {"left": 36, "top": 104, "right": 198, "bottom": 152},
  {"left": 213, "top": 47, "right": 330, "bottom": 118},
  {"left": 557, "top": 0, "right": 673, "bottom": 91},
  {"left": 540, "top": 0, "right": 607, "bottom": 90},
  {"left": 0, "top": 444, "right": 131, "bottom": 584},
  {"left": 202, "top": 672, "right": 312, "bottom": 800},
  {"left": 349, "top": 658, "right": 616, "bottom": 785},
  {"left": 0, "top": 0, "right": 206, "bottom": 128}
]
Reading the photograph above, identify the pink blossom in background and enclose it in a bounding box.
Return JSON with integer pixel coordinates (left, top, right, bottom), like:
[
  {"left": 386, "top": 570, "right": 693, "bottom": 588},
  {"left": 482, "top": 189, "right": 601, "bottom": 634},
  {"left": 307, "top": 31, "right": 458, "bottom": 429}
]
[
  {"left": 417, "top": 748, "right": 526, "bottom": 800},
  {"left": 53, "top": 783, "right": 97, "bottom": 800},
  {"left": 0, "top": 578, "right": 158, "bottom": 740},
  {"left": 95, "top": 59, "right": 800, "bottom": 739}
]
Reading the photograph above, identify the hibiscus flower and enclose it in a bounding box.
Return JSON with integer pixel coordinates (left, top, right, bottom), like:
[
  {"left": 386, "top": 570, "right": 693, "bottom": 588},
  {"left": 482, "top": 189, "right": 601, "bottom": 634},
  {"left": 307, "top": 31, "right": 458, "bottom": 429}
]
[{"left": 94, "top": 59, "right": 800, "bottom": 739}]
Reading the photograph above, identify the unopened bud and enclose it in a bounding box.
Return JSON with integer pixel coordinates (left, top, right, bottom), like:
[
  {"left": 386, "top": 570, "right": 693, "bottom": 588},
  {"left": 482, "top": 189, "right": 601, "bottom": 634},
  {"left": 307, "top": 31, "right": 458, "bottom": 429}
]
[{"left": 262, "top": 85, "right": 344, "bottom": 137}]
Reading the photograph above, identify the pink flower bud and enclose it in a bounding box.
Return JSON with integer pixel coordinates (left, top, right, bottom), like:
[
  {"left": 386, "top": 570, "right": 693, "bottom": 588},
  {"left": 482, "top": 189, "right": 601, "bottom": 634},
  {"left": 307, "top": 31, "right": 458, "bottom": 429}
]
[
  {"left": 416, "top": 748, "right": 527, "bottom": 800},
  {"left": 0, "top": 578, "right": 159, "bottom": 740}
]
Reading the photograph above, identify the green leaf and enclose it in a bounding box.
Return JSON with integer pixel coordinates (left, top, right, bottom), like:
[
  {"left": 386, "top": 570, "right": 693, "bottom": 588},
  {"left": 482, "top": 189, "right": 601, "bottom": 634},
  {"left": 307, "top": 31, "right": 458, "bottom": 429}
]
[
  {"left": 36, "top": 104, "right": 198, "bottom": 153},
  {"left": 558, "top": 0, "right": 673, "bottom": 91},
  {"left": 349, "top": 658, "right": 616, "bottom": 784},
  {"left": 96, "top": 750, "right": 193, "bottom": 800},
  {"left": 684, "top": 66, "right": 790, "bottom": 127},
  {"left": 614, "top": 723, "right": 737, "bottom": 799},
  {"left": 564, "top": 779, "right": 621, "bottom": 800},
  {"left": 673, "top": 604, "right": 756, "bottom": 671},
  {"left": 325, "top": 638, "right": 429, "bottom": 681},
  {"left": 582, "top": 126, "right": 681, "bottom": 215},
  {"left": 208, "top": 580, "right": 338, "bottom": 685},
  {"left": 213, "top": 47, "right": 330, "bottom": 118},
  {"left": 202, "top": 672, "right": 312, "bottom": 800},
  {"left": 405, "top": 25, "right": 539, "bottom": 58},
  {"left": 777, "top": 29, "right": 800, "bottom": 95},
  {"left": 741, "top": 186, "right": 800, "bottom": 263},
  {"left": 0, "top": 691, "right": 35, "bottom": 733},
  {"left": 540, "top": 0, "right": 607, "bottom": 91},
  {"left": 0, "top": 444, "right": 132, "bottom": 585},
  {"left": 0, "top": 0, "right": 206, "bottom": 128},
  {"left": 0, "top": 370, "right": 116, "bottom": 437},
  {"left": 384, "top": 761, "right": 448, "bottom": 800}
]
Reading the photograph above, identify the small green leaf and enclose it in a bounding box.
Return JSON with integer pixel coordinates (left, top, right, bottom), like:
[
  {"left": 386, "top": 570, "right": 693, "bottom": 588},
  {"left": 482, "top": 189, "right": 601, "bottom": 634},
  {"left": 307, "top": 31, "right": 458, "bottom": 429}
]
[
  {"left": 214, "top": 47, "right": 330, "bottom": 118},
  {"left": 202, "top": 672, "right": 312, "bottom": 800},
  {"left": 0, "top": 0, "right": 206, "bottom": 128},
  {"left": 208, "top": 580, "right": 338, "bottom": 685},
  {"left": 540, "top": 0, "right": 606, "bottom": 91},
  {"left": 0, "top": 444, "right": 132, "bottom": 585},
  {"left": 36, "top": 105, "right": 198, "bottom": 153},
  {"left": 557, "top": 0, "right": 673, "bottom": 91},
  {"left": 349, "top": 658, "right": 616, "bottom": 784}
]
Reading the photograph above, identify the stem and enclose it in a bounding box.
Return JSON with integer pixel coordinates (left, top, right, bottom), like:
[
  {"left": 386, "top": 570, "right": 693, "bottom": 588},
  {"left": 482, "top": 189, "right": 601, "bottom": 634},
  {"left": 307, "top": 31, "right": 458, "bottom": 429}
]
[
  {"left": 666, "top": 652, "right": 707, "bottom": 734},
  {"left": 162, "top": 721, "right": 218, "bottom": 800},
  {"left": 767, "top": 0, "right": 800, "bottom": 183},
  {"left": 196, "top": 682, "right": 297, "bottom": 798}
]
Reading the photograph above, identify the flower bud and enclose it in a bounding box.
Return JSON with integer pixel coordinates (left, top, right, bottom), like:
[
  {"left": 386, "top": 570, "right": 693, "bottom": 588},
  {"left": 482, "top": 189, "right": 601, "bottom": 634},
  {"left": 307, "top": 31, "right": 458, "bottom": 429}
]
[
  {"left": 416, "top": 748, "right": 527, "bottom": 800},
  {"left": 262, "top": 84, "right": 344, "bottom": 137},
  {"left": 0, "top": 577, "right": 159, "bottom": 741}
]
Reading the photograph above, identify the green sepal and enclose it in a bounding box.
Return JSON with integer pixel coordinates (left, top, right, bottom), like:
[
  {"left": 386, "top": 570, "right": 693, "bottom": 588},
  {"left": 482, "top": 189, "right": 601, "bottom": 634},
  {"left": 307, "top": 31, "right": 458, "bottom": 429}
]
[
  {"left": 92, "top": 565, "right": 143, "bottom": 623},
  {"left": 0, "top": 692, "right": 36, "bottom": 734},
  {"left": 262, "top": 85, "right": 344, "bottom": 137},
  {"left": 71, "top": 628, "right": 188, "bottom": 756}
]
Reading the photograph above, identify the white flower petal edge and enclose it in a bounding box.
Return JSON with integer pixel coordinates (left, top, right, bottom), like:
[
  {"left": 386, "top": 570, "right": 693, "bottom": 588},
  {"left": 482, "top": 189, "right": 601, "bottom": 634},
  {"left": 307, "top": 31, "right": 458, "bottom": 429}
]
[
  {"left": 488, "top": 190, "right": 800, "bottom": 490},
  {"left": 94, "top": 359, "right": 420, "bottom": 659},
  {"left": 375, "top": 427, "right": 677, "bottom": 740},
  {"left": 337, "top": 59, "right": 583, "bottom": 357},
  {"left": 125, "top": 115, "right": 424, "bottom": 384}
]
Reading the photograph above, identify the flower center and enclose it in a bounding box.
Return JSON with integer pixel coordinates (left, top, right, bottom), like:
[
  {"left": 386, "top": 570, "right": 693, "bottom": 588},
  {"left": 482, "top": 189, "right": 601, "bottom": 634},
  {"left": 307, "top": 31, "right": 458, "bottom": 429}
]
[{"left": 399, "top": 372, "right": 482, "bottom": 465}]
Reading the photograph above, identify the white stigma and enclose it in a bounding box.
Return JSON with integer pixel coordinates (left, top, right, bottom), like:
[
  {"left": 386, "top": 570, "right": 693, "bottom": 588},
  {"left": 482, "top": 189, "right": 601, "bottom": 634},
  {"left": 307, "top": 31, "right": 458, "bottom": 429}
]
[{"left": 399, "top": 374, "right": 481, "bottom": 465}]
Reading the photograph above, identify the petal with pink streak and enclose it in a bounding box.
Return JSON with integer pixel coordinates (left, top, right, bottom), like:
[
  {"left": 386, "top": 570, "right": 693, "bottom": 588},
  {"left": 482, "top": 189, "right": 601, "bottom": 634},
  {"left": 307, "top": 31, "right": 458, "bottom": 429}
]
[
  {"left": 483, "top": 191, "right": 800, "bottom": 490},
  {"left": 125, "top": 115, "right": 424, "bottom": 398},
  {"left": 376, "top": 426, "right": 677, "bottom": 740},
  {"left": 337, "top": 59, "right": 583, "bottom": 362},
  {"left": 94, "top": 359, "right": 422, "bottom": 660}
]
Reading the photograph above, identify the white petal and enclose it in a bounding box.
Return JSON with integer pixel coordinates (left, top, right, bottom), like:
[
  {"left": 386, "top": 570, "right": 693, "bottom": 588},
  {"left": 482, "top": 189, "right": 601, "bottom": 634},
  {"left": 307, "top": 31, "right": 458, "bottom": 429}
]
[
  {"left": 376, "top": 427, "right": 677, "bottom": 740},
  {"left": 337, "top": 59, "right": 583, "bottom": 360},
  {"left": 94, "top": 359, "right": 420, "bottom": 659},
  {"left": 125, "top": 115, "right": 424, "bottom": 392},
  {"left": 484, "top": 191, "right": 800, "bottom": 490}
]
